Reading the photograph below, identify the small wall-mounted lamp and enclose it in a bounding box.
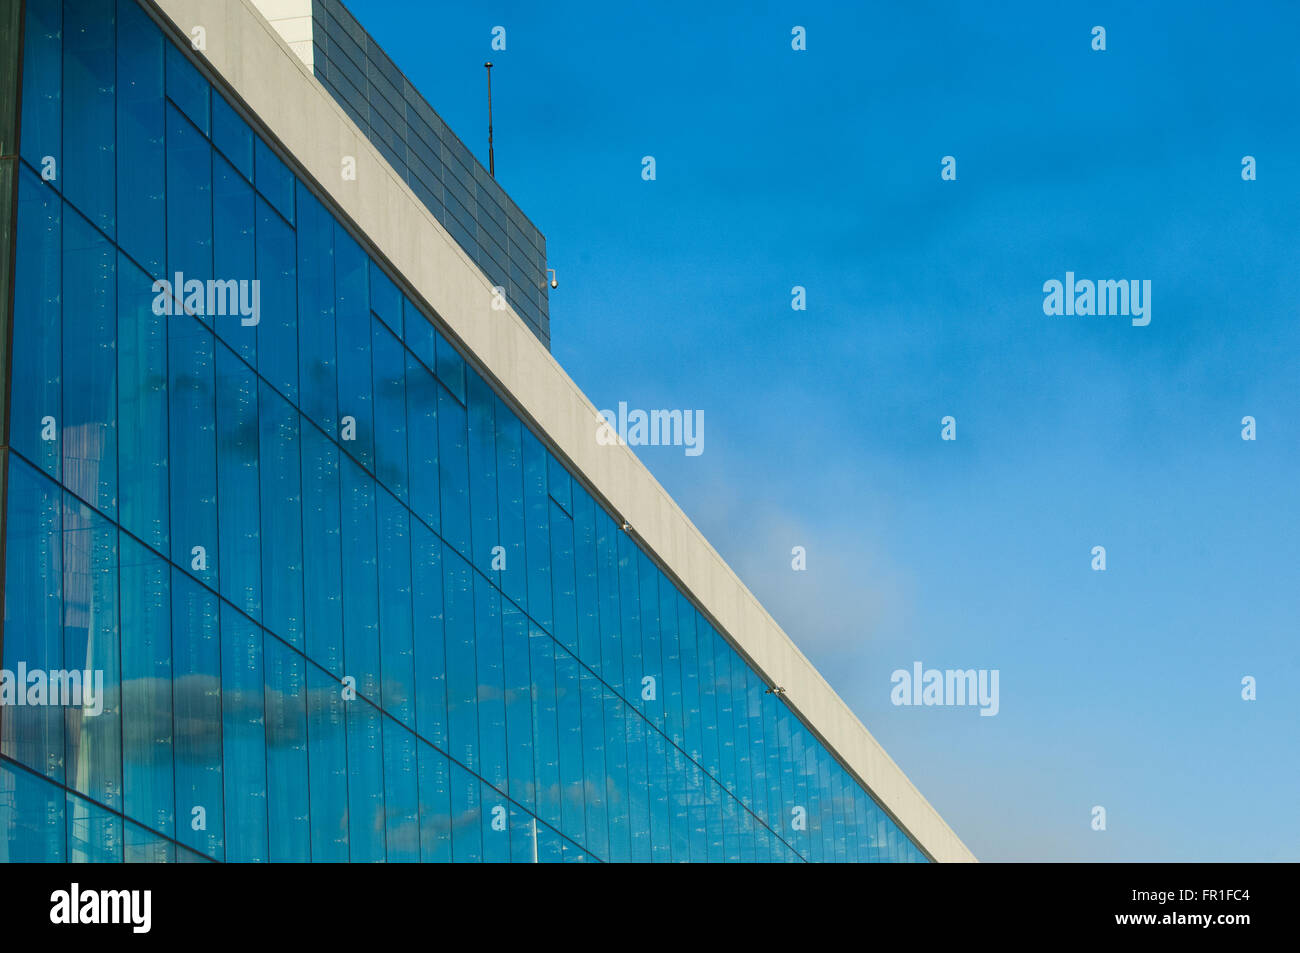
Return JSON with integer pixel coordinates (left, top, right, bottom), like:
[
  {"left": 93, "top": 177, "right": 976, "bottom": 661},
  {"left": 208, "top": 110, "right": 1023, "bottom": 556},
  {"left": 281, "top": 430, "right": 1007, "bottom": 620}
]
[{"left": 547, "top": 268, "right": 558, "bottom": 289}]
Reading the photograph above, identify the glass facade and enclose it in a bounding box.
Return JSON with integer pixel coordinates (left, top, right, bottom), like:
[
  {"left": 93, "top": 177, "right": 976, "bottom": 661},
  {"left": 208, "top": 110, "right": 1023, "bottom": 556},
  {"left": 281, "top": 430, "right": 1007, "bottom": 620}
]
[
  {"left": 308, "top": 0, "right": 551, "bottom": 349},
  {"left": 0, "top": 0, "right": 926, "bottom": 863}
]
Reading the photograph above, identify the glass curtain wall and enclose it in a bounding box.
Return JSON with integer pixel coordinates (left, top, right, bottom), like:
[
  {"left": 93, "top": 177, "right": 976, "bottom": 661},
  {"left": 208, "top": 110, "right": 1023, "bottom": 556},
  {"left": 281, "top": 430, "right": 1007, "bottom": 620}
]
[{"left": 0, "top": 0, "right": 927, "bottom": 864}]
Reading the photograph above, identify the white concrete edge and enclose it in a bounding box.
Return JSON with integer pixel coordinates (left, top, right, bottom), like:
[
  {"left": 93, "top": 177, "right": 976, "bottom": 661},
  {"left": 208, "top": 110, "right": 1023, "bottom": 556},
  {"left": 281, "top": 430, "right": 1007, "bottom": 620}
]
[{"left": 155, "top": 0, "right": 976, "bottom": 863}]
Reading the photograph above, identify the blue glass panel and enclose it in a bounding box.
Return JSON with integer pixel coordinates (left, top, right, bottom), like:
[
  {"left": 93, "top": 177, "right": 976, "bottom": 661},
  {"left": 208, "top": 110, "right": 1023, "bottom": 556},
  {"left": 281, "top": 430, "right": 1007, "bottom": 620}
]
[
  {"left": 372, "top": 318, "right": 408, "bottom": 501},
  {"left": 762, "top": 691, "right": 784, "bottom": 843},
  {"left": 883, "top": 790, "right": 899, "bottom": 863},
  {"left": 300, "top": 423, "right": 343, "bottom": 674},
  {"left": 68, "top": 790, "right": 122, "bottom": 862},
  {"left": 791, "top": 725, "right": 812, "bottom": 861},
  {"left": 216, "top": 341, "right": 261, "bottom": 615},
  {"left": 118, "top": 252, "right": 169, "bottom": 551},
  {"left": 528, "top": 624, "right": 560, "bottom": 831},
  {"left": 687, "top": 759, "right": 707, "bottom": 861},
  {"left": 448, "top": 759, "right": 481, "bottom": 862},
  {"left": 176, "top": 843, "right": 211, "bottom": 862},
  {"left": 402, "top": 295, "right": 436, "bottom": 370},
  {"left": 638, "top": 552, "right": 662, "bottom": 728},
  {"left": 62, "top": 204, "right": 117, "bottom": 518},
  {"left": 466, "top": 372, "right": 498, "bottom": 576},
  {"left": 579, "top": 668, "right": 608, "bottom": 860},
  {"left": 660, "top": 577, "right": 684, "bottom": 749},
  {"left": 722, "top": 790, "right": 743, "bottom": 863},
  {"left": 369, "top": 258, "right": 402, "bottom": 335},
  {"left": 616, "top": 531, "right": 641, "bottom": 709},
  {"left": 836, "top": 770, "right": 855, "bottom": 864},
  {"left": 254, "top": 196, "right": 297, "bottom": 402},
  {"left": 713, "top": 638, "right": 737, "bottom": 849},
  {"left": 508, "top": 804, "right": 537, "bottom": 864},
  {"left": 61, "top": 494, "right": 121, "bottom": 809},
  {"left": 808, "top": 745, "right": 826, "bottom": 864},
  {"left": 165, "top": 104, "right": 211, "bottom": 301},
  {"left": 416, "top": 741, "right": 452, "bottom": 862},
  {"left": 306, "top": 662, "right": 347, "bottom": 861},
  {"left": 258, "top": 383, "right": 304, "bottom": 648},
  {"left": 169, "top": 314, "right": 218, "bottom": 588},
  {"left": 745, "top": 667, "right": 770, "bottom": 828},
  {"left": 296, "top": 184, "right": 336, "bottom": 433},
  {"left": 435, "top": 331, "right": 466, "bottom": 403},
  {"left": 869, "top": 799, "right": 890, "bottom": 862},
  {"left": 12, "top": 167, "right": 62, "bottom": 480},
  {"left": 474, "top": 573, "right": 507, "bottom": 792},
  {"left": 63, "top": 0, "right": 116, "bottom": 234},
  {"left": 738, "top": 803, "right": 755, "bottom": 863},
  {"left": 116, "top": 0, "right": 164, "bottom": 275},
  {"left": 679, "top": 604, "right": 703, "bottom": 764},
  {"left": 124, "top": 821, "right": 176, "bottom": 863},
  {"left": 19, "top": 0, "right": 61, "bottom": 174},
  {"left": 702, "top": 624, "right": 722, "bottom": 774},
  {"left": 213, "top": 153, "right": 257, "bottom": 362},
  {"left": 404, "top": 353, "right": 440, "bottom": 533},
  {"left": 437, "top": 385, "right": 470, "bottom": 558},
  {"left": 560, "top": 839, "right": 590, "bottom": 863},
  {"left": 522, "top": 428, "right": 551, "bottom": 630},
  {"left": 493, "top": 397, "right": 526, "bottom": 608},
  {"left": 501, "top": 602, "right": 533, "bottom": 811},
  {"left": 624, "top": 705, "right": 650, "bottom": 862},
  {"left": 410, "top": 521, "right": 447, "bottom": 748},
  {"left": 546, "top": 453, "right": 571, "bottom": 514},
  {"left": 830, "top": 767, "right": 848, "bottom": 863},
  {"left": 377, "top": 490, "right": 414, "bottom": 724},
  {"left": 731, "top": 648, "right": 754, "bottom": 855},
  {"left": 254, "top": 136, "right": 295, "bottom": 224},
  {"left": 602, "top": 683, "right": 630, "bottom": 862},
  {"left": 550, "top": 502, "right": 577, "bottom": 656},
  {"left": 120, "top": 534, "right": 173, "bottom": 839},
  {"left": 212, "top": 94, "right": 253, "bottom": 179},
  {"left": 595, "top": 510, "right": 622, "bottom": 689},
  {"left": 572, "top": 489, "right": 600, "bottom": 672},
  {"left": 0, "top": 458, "right": 64, "bottom": 782},
  {"left": 382, "top": 719, "right": 420, "bottom": 861},
  {"left": 754, "top": 799, "right": 775, "bottom": 863},
  {"left": 220, "top": 604, "right": 267, "bottom": 862},
  {"left": 777, "top": 704, "right": 801, "bottom": 857},
  {"left": 165, "top": 41, "right": 209, "bottom": 136},
  {"left": 346, "top": 695, "right": 385, "bottom": 862},
  {"left": 340, "top": 456, "right": 380, "bottom": 701},
  {"left": 264, "top": 636, "right": 309, "bottom": 861},
  {"left": 668, "top": 745, "right": 689, "bottom": 862},
  {"left": 705, "top": 776, "right": 724, "bottom": 862},
  {"left": 442, "top": 548, "right": 477, "bottom": 772},
  {"left": 171, "top": 567, "right": 223, "bottom": 860},
  {"left": 646, "top": 715, "right": 669, "bottom": 862},
  {"left": 335, "top": 224, "right": 373, "bottom": 466},
  {"left": 534, "top": 819, "right": 563, "bottom": 863}
]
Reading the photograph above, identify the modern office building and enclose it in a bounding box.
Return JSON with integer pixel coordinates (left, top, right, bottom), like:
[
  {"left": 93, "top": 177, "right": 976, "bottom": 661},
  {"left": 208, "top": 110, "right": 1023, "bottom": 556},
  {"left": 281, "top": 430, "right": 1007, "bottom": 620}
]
[{"left": 0, "top": 0, "right": 974, "bottom": 862}]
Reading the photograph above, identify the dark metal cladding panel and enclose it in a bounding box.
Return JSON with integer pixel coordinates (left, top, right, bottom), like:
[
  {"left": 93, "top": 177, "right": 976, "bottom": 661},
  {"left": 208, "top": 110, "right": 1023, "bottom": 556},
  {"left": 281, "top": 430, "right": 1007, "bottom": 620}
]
[{"left": 310, "top": 0, "right": 550, "bottom": 347}]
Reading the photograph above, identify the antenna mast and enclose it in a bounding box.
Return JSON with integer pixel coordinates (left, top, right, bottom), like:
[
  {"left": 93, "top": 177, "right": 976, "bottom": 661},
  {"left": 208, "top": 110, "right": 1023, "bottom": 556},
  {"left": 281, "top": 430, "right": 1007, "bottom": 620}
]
[{"left": 484, "top": 61, "right": 495, "bottom": 177}]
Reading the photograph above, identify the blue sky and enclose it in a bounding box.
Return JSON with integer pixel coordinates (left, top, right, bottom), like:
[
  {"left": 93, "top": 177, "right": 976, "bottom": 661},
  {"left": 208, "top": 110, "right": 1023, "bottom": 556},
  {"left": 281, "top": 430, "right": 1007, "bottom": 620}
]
[{"left": 348, "top": 0, "right": 1300, "bottom": 861}]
